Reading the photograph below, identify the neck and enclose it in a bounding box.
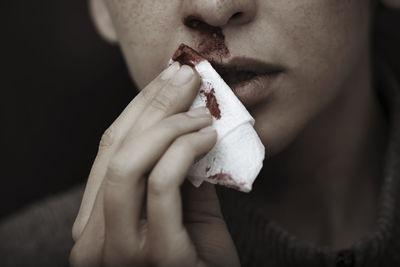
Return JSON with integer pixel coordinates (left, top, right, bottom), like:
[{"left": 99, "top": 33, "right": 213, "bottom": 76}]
[{"left": 254, "top": 55, "right": 388, "bottom": 249}]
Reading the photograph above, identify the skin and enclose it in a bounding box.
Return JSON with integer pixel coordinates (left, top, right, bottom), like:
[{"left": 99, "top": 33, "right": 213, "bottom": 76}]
[{"left": 71, "top": 0, "right": 400, "bottom": 266}]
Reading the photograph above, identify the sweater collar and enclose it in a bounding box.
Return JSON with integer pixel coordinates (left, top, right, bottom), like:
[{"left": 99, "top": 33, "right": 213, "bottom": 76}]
[{"left": 351, "top": 60, "right": 400, "bottom": 265}]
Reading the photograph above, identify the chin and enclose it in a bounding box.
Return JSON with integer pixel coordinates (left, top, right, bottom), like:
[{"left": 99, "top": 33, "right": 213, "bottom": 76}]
[{"left": 253, "top": 124, "right": 295, "bottom": 159}]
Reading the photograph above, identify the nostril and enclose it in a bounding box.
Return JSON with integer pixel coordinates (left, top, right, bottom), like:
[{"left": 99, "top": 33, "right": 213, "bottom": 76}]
[
  {"left": 183, "top": 15, "right": 203, "bottom": 29},
  {"left": 231, "top": 12, "right": 243, "bottom": 20}
]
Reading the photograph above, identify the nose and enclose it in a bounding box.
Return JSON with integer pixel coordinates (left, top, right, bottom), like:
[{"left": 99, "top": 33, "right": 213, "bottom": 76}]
[{"left": 181, "top": 0, "right": 257, "bottom": 28}]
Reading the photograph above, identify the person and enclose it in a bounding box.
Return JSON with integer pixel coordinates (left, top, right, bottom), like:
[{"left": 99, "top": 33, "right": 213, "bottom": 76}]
[
  {"left": 68, "top": 0, "right": 400, "bottom": 266},
  {"left": 1, "top": 1, "right": 399, "bottom": 267}
]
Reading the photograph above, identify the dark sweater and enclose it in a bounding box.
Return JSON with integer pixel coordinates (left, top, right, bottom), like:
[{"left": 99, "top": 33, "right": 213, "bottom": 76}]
[{"left": 1, "top": 64, "right": 399, "bottom": 267}]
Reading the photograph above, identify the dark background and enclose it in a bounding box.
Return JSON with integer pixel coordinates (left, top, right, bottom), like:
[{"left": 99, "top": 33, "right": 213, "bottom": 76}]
[
  {"left": 0, "top": 1, "right": 135, "bottom": 218},
  {"left": 0, "top": 2, "right": 399, "bottom": 219}
]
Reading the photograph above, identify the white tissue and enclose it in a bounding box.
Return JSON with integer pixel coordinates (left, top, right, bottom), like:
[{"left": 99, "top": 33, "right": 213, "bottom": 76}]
[{"left": 170, "top": 59, "right": 265, "bottom": 192}]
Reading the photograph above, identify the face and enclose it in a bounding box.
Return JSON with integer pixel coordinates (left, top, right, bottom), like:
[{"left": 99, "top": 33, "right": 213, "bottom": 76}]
[{"left": 100, "top": 0, "right": 373, "bottom": 156}]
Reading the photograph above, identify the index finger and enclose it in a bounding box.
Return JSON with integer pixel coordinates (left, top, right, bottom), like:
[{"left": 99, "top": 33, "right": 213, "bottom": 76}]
[
  {"left": 133, "top": 65, "right": 201, "bottom": 133},
  {"left": 102, "top": 62, "right": 182, "bottom": 148}
]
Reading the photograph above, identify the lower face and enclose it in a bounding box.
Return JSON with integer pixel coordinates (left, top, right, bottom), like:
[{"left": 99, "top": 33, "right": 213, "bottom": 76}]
[{"left": 105, "top": 0, "right": 372, "bottom": 156}]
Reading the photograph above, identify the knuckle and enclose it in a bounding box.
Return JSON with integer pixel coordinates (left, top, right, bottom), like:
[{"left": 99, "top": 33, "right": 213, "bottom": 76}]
[
  {"left": 139, "top": 85, "right": 154, "bottom": 103},
  {"left": 151, "top": 89, "right": 179, "bottom": 113},
  {"left": 71, "top": 221, "right": 83, "bottom": 242},
  {"left": 99, "top": 126, "right": 117, "bottom": 148},
  {"left": 148, "top": 172, "right": 171, "bottom": 196},
  {"left": 106, "top": 157, "right": 130, "bottom": 186},
  {"left": 151, "top": 94, "right": 171, "bottom": 112}
]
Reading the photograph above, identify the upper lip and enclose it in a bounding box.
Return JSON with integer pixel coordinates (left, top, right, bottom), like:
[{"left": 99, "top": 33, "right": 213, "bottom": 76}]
[{"left": 206, "top": 57, "right": 285, "bottom": 85}]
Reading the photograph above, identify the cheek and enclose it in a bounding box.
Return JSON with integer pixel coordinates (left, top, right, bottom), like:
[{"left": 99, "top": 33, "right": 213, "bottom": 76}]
[
  {"left": 107, "top": 0, "right": 181, "bottom": 88},
  {"left": 108, "top": 0, "right": 173, "bottom": 42},
  {"left": 277, "top": 0, "right": 370, "bottom": 74},
  {"left": 252, "top": 0, "right": 371, "bottom": 154},
  {"left": 283, "top": 0, "right": 371, "bottom": 118}
]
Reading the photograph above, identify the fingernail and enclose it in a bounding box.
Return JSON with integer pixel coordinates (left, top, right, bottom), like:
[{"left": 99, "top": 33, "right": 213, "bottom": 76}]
[
  {"left": 172, "top": 65, "right": 194, "bottom": 86},
  {"left": 199, "top": 125, "right": 216, "bottom": 133},
  {"left": 161, "top": 62, "right": 180, "bottom": 80},
  {"left": 186, "top": 107, "right": 210, "bottom": 117}
]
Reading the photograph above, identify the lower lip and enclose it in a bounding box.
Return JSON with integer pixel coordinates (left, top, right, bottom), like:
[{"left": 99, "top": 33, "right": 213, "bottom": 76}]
[{"left": 229, "top": 73, "right": 282, "bottom": 108}]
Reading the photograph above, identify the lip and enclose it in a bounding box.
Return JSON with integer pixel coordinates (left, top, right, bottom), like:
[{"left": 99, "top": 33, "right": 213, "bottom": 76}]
[{"left": 208, "top": 57, "right": 285, "bottom": 107}]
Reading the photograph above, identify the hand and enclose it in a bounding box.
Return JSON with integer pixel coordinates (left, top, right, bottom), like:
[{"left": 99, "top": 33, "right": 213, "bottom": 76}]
[{"left": 70, "top": 62, "right": 240, "bottom": 267}]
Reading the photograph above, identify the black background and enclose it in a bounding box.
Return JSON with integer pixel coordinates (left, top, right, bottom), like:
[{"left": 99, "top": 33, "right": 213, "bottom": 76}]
[
  {"left": 1, "top": 1, "right": 134, "bottom": 218},
  {"left": 0, "top": 2, "right": 399, "bottom": 219}
]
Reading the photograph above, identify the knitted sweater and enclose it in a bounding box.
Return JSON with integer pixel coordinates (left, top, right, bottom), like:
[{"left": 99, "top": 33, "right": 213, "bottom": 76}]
[{"left": 0, "top": 64, "right": 399, "bottom": 267}]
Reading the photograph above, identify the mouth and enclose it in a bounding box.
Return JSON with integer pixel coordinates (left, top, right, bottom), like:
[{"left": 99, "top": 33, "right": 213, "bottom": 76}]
[
  {"left": 211, "top": 57, "right": 284, "bottom": 86},
  {"left": 209, "top": 57, "right": 285, "bottom": 107},
  {"left": 171, "top": 43, "right": 285, "bottom": 108}
]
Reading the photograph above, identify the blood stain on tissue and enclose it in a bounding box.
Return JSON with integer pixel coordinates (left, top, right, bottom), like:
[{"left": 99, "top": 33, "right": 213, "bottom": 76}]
[
  {"left": 208, "top": 172, "right": 245, "bottom": 191},
  {"left": 172, "top": 44, "right": 204, "bottom": 67},
  {"left": 200, "top": 88, "right": 221, "bottom": 120},
  {"left": 208, "top": 172, "right": 233, "bottom": 182}
]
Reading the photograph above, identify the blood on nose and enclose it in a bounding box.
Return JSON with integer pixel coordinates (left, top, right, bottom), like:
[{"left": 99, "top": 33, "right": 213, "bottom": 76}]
[{"left": 184, "top": 16, "right": 230, "bottom": 62}]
